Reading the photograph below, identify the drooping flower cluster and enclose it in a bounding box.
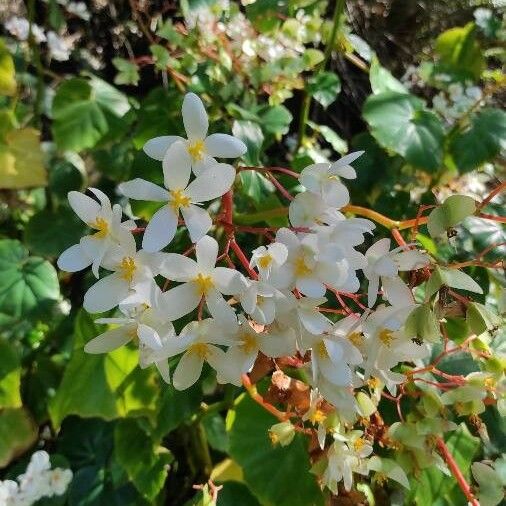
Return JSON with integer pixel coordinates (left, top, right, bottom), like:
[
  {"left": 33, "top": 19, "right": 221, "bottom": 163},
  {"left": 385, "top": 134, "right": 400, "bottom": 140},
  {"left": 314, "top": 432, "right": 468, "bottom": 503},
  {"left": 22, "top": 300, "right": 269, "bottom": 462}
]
[
  {"left": 58, "top": 92, "right": 433, "bottom": 494},
  {"left": 0, "top": 451, "right": 72, "bottom": 506}
]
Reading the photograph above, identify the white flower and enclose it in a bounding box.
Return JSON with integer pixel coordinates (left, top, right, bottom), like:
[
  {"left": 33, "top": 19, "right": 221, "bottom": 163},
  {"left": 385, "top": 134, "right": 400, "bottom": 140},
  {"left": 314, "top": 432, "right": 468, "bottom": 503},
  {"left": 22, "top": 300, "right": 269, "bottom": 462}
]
[
  {"left": 48, "top": 468, "right": 73, "bottom": 496},
  {"left": 57, "top": 188, "right": 136, "bottom": 277},
  {"left": 150, "top": 319, "right": 234, "bottom": 390},
  {"left": 239, "top": 280, "right": 284, "bottom": 325},
  {"left": 83, "top": 234, "right": 165, "bottom": 313},
  {"left": 161, "top": 235, "right": 247, "bottom": 323},
  {"left": 66, "top": 1, "right": 90, "bottom": 20},
  {"left": 299, "top": 151, "right": 363, "bottom": 209},
  {"left": 143, "top": 93, "right": 246, "bottom": 175},
  {"left": 119, "top": 141, "right": 235, "bottom": 251},
  {"left": 47, "top": 31, "right": 72, "bottom": 61},
  {"left": 250, "top": 242, "right": 288, "bottom": 279},
  {"left": 5, "top": 17, "right": 46, "bottom": 42},
  {"left": 363, "top": 238, "right": 430, "bottom": 307},
  {"left": 84, "top": 282, "right": 174, "bottom": 382},
  {"left": 269, "top": 228, "right": 356, "bottom": 297},
  {"left": 289, "top": 192, "right": 344, "bottom": 228}
]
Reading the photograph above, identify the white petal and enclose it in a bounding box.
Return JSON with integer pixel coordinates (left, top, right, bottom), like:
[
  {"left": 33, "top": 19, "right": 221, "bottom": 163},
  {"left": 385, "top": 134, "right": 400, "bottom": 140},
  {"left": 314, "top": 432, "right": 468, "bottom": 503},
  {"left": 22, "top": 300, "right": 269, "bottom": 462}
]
[
  {"left": 173, "top": 350, "right": 204, "bottom": 390},
  {"left": 374, "top": 257, "right": 398, "bottom": 277},
  {"left": 298, "top": 307, "right": 332, "bottom": 335},
  {"left": 163, "top": 282, "right": 201, "bottom": 320},
  {"left": 192, "top": 154, "right": 218, "bottom": 176},
  {"left": 83, "top": 274, "right": 129, "bottom": 313},
  {"left": 259, "top": 329, "right": 295, "bottom": 357},
  {"left": 138, "top": 324, "right": 163, "bottom": 350},
  {"left": 204, "top": 133, "right": 247, "bottom": 158},
  {"left": 382, "top": 276, "right": 413, "bottom": 307},
  {"left": 367, "top": 238, "right": 391, "bottom": 259},
  {"left": 143, "top": 135, "right": 183, "bottom": 160},
  {"left": 333, "top": 151, "right": 364, "bottom": 167},
  {"left": 57, "top": 244, "right": 91, "bottom": 272},
  {"left": 206, "top": 289, "right": 237, "bottom": 325},
  {"left": 367, "top": 274, "right": 380, "bottom": 308},
  {"left": 297, "top": 276, "right": 326, "bottom": 297},
  {"left": 182, "top": 92, "right": 208, "bottom": 141},
  {"left": 269, "top": 242, "right": 288, "bottom": 265},
  {"left": 213, "top": 267, "right": 247, "bottom": 295},
  {"left": 88, "top": 188, "right": 112, "bottom": 212},
  {"left": 393, "top": 250, "right": 430, "bottom": 271},
  {"left": 322, "top": 180, "right": 349, "bottom": 208},
  {"left": 155, "top": 360, "right": 171, "bottom": 384},
  {"left": 158, "top": 253, "right": 198, "bottom": 282},
  {"left": 195, "top": 235, "right": 218, "bottom": 271},
  {"left": 84, "top": 325, "right": 134, "bottom": 353},
  {"left": 118, "top": 179, "right": 169, "bottom": 201},
  {"left": 181, "top": 204, "right": 212, "bottom": 243},
  {"left": 162, "top": 141, "right": 192, "bottom": 191},
  {"left": 185, "top": 163, "right": 235, "bottom": 203},
  {"left": 142, "top": 206, "right": 178, "bottom": 252},
  {"left": 68, "top": 191, "right": 101, "bottom": 224}
]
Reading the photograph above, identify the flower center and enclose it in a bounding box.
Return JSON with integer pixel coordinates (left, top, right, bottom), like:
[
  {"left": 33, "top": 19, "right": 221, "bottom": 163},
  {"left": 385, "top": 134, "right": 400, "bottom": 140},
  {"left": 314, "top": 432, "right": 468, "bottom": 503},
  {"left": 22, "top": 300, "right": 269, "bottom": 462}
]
[
  {"left": 315, "top": 341, "right": 328, "bottom": 359},
  {"left": 309, "top": 409, "right": 326, "bottom": 424},
  {"left": 90, "top": 217, "right": 109, "bottom": 238},
  {"left": 188, "top": 139, "right": 205, "bottom": 161},
  {"left": 119, "top": 256, "right": 136, "bottom": 282},
  {"left": 194, "top": 273, "right": 214, "bottom": 296},
  {"left": 348, "top": 332, "right": 364, "bottom": 348},
  {"left": 293, "top": 255, "right": 312, "bottom": 277},
  {"left": 241, "top": 332, "right": 258, "bottom": 354},
  {"left": 189, "top": 342, "right": 208, "bottom": 358},
  {"left": 353, "top": 437, "right": 366, "bottom": 452},
  {"left": 366, "top": 377, "right": 380, "bottom": 389},
  {"left": 169, "top": 189, "right": 191, "bottom": 210},
  {"left": 258, "top": 254, "right": 273, "bottom": 269},
  {"left": 379, "top": 329, "right": 394, "bottom": 347}
]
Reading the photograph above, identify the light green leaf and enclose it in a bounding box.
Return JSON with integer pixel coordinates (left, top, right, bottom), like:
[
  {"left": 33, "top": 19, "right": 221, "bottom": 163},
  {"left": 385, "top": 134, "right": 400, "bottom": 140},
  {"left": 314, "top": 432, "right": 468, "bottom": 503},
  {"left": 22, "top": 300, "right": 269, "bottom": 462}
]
[
  {"left": 227, "top": 393, "right": 324, "bottom": 506},
  {"left": 113, "top": 57, "right": 140, "bottom": 86},
  {"left": 308, "top": 121, "right": 348, "bottom": 154},
  {"left": 471, "top": 462, "right": 504, "bottom": 506},
  {"left": 363, "top": 92, "right": 445, "bottom": 172},
  {"left": 0, "top": 39, "right": 16, "bottom": 96},
  {"left": 450, "top": 108, "right": 506, "bottom": 173},
  {"left": 259, "top": 105, "right": 293, "bottom": 136},
  {"left": 232, "top": 120, "right": 264, "bottom": 166},
  {"left": 466, "top": 302, "right": 501, "bottom": 335},
  {"left": 369, "top": 55, "right": 407, "bottom": 95},
  {"left": 114, "top": 419, "right": 173, "bottom": 501},
  {"left": 0, "top": 340, "right": 21, "bottom": 409},
  {"left": 150, "top": 44, "right": 171, "bottom": 70},
  {"left": 302, "top": 49, "right": 324, "bottom": 69},
  {"left": 426, "top": 266, "right": 483, "bottom": 299},
  {"left": 0, "top": 128, "right": 47, "bottom": 189},
  {"left": 307, "top": 71, "right": 341, "bottom": 109},
  {"left": 405, "top": 304, "right": 440, "bottom": 343},
  {"left": 0, "top": 408, "right": 38, "bottom": 468},
  {"left": 0, "top": 240, "right": 59, "bottom": 327},
  {"left": 427, "top": 194, "right": 476, "bottom": 238},
  {"left": 356, "top": 392, "right": 377, "bottom": 417},
  {"left": 157, "top": 19, "right": 183, "bottom": 44},
  {"left": 435, "top": 23, "right": 484, "bottom": 80}
]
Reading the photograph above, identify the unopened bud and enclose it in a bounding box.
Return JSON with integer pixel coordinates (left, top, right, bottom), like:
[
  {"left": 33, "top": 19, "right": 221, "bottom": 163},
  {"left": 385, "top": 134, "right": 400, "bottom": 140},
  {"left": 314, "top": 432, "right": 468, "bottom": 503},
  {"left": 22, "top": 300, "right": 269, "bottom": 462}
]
[{"left": 268, "top": 421, "right": 295, "bottom": 447}]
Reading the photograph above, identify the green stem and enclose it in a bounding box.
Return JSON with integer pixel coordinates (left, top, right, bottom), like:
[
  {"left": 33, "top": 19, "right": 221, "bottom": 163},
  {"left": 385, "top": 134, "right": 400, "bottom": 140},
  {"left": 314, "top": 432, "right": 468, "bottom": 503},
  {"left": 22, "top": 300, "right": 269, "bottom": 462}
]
[
  {"left": 296, "top": 0, "right": 346, "bottom": 149},
  {"left": 234, "top": 207, "right": 289, "bottom": 225},
  {"left": 27, "top": 0, "right": 45, "bottom": 125}
]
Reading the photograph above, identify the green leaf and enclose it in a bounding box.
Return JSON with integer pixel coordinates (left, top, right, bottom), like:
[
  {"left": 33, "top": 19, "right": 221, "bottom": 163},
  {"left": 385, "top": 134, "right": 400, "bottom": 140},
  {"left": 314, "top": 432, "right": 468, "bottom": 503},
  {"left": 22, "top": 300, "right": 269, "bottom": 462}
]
[
  {"left": 0, "top": 128, "right": 47, "bottom": 189},
  {"left": 202, "top": 413, "right": 229, "bottom": 453},
  {"left": 227, "top": 393, "right": 324, "bottom": 506},
  {"left": 0, "top": 39, "right": 16, "bottom": 96},
  {"left": 466, "top": 302, "right": 501, "bottom": 335},
  {"left": 0, "top": 340, "right": 21, "bottom": 409},
  {"left": 150, "top": 44, "right": 171, "bottom": 70},
  {"left": 49, "top": 311, "right": 159, "bottom": 427},
  {"left": 232, "top": 120, "right": 264, "bottom": 166},
  {"left": 307, "top": 71, "right": 341, "bottom": 109},
  {"left": 0, "top": 408, "right": 38, "bottom": 468},
  {"left": 471, "top": 462, "right": 504, "bottom": 506},
  {"left": 0, "top": 240, "right": 59, "bottom": 327},
  {"left": 115, "top": 419, "right": 173, "bottom": 501},
  {"left": 435, "top": 23, "right": 484, "bottom": 81},
  {"left": 427, "top": 194, "right": 476, "bottom": 238},
  {"left": 259, "top": 105, "right": 293, "bottom": 136},
  {"left": 369, "top": 55, "right": 407, "bottom": 95},
  {"left": 157, "top": 19, "right": 183, "bottom": 45},
  {"left": 52, "top": 76, "right": 131, "bottom": 151},
  {"left": 449, "top": 108, "right": 506, "bottom": 173},
  {"left": 309, "top": 122, "right": 347, "bottom": 154},
  {"left": 405, "top": 304, "right": 440, "bottom": 343},
  {"left": 426, "top": 266, "right": 483, "bottom": 298},
  {"left": 113, "top": 58, "right": 140, "bottom": 86},
  {"left": 24, "top": 207, "right": 86, "bottom": 257},
  {"left": 363, "top": 92, "right": 444, "bottom": 172}
]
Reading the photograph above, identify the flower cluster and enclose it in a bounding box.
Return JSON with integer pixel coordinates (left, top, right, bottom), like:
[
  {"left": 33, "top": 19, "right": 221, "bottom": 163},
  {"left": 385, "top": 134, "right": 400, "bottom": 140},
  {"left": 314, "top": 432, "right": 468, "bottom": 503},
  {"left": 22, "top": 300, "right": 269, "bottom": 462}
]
[
  {"left": 0, "top": 451, "right": 72, "bottom": 506},
  {"left": 58, "top": 92, "right": 433, "bottom": 493}
]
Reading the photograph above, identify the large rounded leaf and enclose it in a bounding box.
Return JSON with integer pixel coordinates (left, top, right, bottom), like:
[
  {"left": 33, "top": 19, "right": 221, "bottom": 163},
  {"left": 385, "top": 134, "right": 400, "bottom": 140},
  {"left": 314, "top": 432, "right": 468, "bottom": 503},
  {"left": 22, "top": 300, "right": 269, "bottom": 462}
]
[
  {"left": 0, "top": 239, "right": 60, "bottom": 326},
  {"left": 363, "top": 92, "right": 445, "bottom": 172}
]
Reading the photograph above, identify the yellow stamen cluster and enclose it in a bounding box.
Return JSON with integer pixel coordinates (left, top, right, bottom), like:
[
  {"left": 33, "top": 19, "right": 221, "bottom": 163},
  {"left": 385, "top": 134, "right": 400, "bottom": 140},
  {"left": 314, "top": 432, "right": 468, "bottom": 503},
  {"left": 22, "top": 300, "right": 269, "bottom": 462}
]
[
  {"left": 194, "top": 273, "right": 214, "bottom": 296},
  {"left": 293, "top": 255, "right": 311, "bottom": 276},
  {"left": 348, "top": 332, "right": 364, "bottom": 348},
  {"left": 189, "top": 342, "right": 209, "bottom": 358},
  {"left": 187, "top": 139, "right": 205, "bottom": 161},
  {"left": 241, "top": 332, "right": 258, "bottom": 354},
  {"left": 309, "top": 409, "right": 327, "bottom": 425},
  {"left": 353, "top": 437, "right": 366, "bottom": 452},
  {"left": 367, "top": 377, "right": 380, "bottom": 389},
  {"left": 316, "top": 341, "right": 329, "bottom": 359},
  {"left": 379, "top": 329, "right": 394, "bottom": 347},
  {"left": 258, "top": 254, "right": 273, "bottom": 269},
  {"left": 169, "top": 189, "right": 191, "bottom": 210},
  {"left": 119, "top": 256, "right": 136, "bottom": 282},
  {"left": 90, "top": 217, "right": 109, "bottom": 238}
]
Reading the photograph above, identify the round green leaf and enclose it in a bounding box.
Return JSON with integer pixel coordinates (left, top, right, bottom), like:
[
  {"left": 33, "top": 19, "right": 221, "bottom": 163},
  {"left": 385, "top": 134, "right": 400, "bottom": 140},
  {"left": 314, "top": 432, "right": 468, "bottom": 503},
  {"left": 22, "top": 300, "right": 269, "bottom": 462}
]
[
  {"left": 307, "top": 71, "right": 341, "bottom": 109},
  {"left": 0, "top": 240, "right": 60, "bottom": 325},
  {"left": 363, "top": 92, "right": 445, "bottom": 172},
  {"left": 0, "top": 408, "right": 38, "bottom": 467}
]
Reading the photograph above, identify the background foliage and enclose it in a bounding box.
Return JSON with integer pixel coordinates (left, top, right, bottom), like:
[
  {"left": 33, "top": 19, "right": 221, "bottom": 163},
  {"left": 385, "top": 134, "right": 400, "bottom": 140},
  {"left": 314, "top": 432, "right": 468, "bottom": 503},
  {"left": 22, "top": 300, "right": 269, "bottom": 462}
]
[{"left": 0, "top": 0, "right": 504, "bottom": 504}]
